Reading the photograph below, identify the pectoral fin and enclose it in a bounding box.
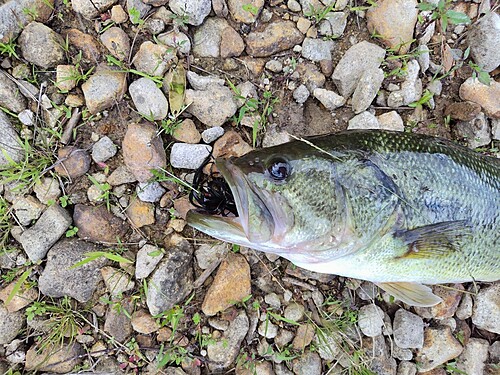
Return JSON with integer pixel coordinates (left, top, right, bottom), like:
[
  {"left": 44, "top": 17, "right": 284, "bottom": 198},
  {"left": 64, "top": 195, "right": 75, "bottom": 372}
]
[
  {"left": 377, "top": 282, "right": 442, "bottom": 307},
  {"left": 395, "top": 220, "right": 471, "bottom": 259}
]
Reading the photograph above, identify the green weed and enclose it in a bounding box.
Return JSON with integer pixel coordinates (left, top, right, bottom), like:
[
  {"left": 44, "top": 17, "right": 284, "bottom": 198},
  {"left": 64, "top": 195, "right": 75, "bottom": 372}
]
[
  {"left": 417, "top": 0, "right": 470, "bottom": 32},
  {"left": 0, "top": 39, "right": 19, "bottom": 59}
]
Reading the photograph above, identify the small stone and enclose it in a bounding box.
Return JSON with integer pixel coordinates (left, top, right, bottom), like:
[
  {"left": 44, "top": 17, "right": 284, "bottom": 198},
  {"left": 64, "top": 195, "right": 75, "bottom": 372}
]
[
  {"left": 18, "top": 22, "right": 65, "bottom": 69},
  {"left": 104, "top": 297, "right": 133, "bottom": 342},
  {"left": 99, "top": 26, "right": 130, "bottom": 61},
  {"left": 246, "top": 21, "right": 304, "bottom": 57},
  {"left": 202, "top": 253, "right": 251, "bottom": 316},
  {"left": 13, "top": 196, "right": 45, "bottom": 226},
  {"left": 284, "top": 303, "right": 305, "bottom": 322},
  {"left": 122, "top": 122, "right": 167, "bottom": 182},
  {"left": 292, "top": 323, "right": 315, "bottom": 350},
  {"left": 472, "top": 283, "right": 500, "bottom": 334},
  {"left": 313, "top": 88, "right": 345, "bottom": 110},
  {"left": 55, "top": 147, "right": 91, "bottom": 179},
  {"left": 444, "top": 101, "right": 482, "bottom": 121},
  {"left": 111, "top": 4, "right": 128, "bottom": 23},
  {"left": 221, "top": 25, "right": 246, "bottom": 59},
  {"left": 169, "top": 0, "right": 211, "bottom": 25},
  {"left": 417, "top": 44, "right": 430, "bottom": 73},
  {"left": 82, "top": 64, "right": 127, "bottom": 114},
  {"left": 132, "top": 309, "right": 160, "bottom": 334},
  {"left": 275, "top": 329, "right": 295, "bottom": 348},
  {"left": 18, "top": 109, "right": 34, "bottom": 125},
  {"left": 264, "top": 293, "right": 281, "bottom": 309},
  {"left": 258, "top": 320, "right": 278, "bottom": 339},
  {"left": 293, "top": 84, "right": 310, "bottom": 104},
  {"left": 107, "top": 165, "right": 137, "bottom": 186},
  {"left": 416, "top": 326, "right": 463, "bottom": 372},
  {"left": 132, "top": 41, "right": 174, "bottom": 76},
  {"left": 358, "top": 304, "right": 385, "bottom": 337},
  {"left": 296, "top": 17, "right": 312, "bottom": 34},
  {"left": 55, "top": 65, "right": 77, "bottom": 92},
  {"left": 467, "top": 12, "right": 500, "bottom": 73},
  {"left": 193, "top": 18, "right": 240, "bottom": 58},
  {"left": 213, "top": 130, "right": 253, "bottom": 158},
  {"left": 455, "top": 292, "right": 473, "bottom": 321},
  {"left": 387, "top": 60, "right": 422, "bottom": 107},
  {"left": 185, "top": 86, "right": 238, "bottom": 127},
  {"left": 187, "top": 71, "right": 225, "bottom": 91},
  {"left": 65, "top": 93, "right": 85, "bottom": 107},
  {"left": 202, "top": 127, "right": 225, "bottom": 143},
  {"left": 126, "top": 198, "right": 155, "bottom": 228},
  {"left": 0, "top": 304, "right": 24, "bottom": 345},
  {"left": 228, "top": 0, "right": 264, "bottom": 23},
  {"left": 292, "top": 352, "right": 322, "bottom": 375},
  {"left": 459, "top": 77, "right": 500, "bottom": 118},
  {"left": 92, "top": 136, "right": 117, "bottom": 163},
  {"left": 33, "top": 177, "right": 61, "bottom": 205},
  {"left": 393, "top": 309, "right": 424, "bottom": 349},
  {"left": 25, "top": 342, "right": 84, "bottom": 373},
  {"left": 157, "top": 30, "right": 191, "bottom": 55},
  {"left": 456, "top": 338, "right": 489, "bottom": 375},
  {"left": 136, "top": 181, "right": 166, "bottom": 203},
  {"left": 377, "top": 111, "right": 404, "bottom": 131},
  {"left": 0, "top": 71, "right": 27, "bottom": 115},
  {"left": 170, "top": 143, "right": 212, "bottom": 169},
  {"left": 73, "top": 204, "right": 129, "bottom": 243},
  {"left": 348, "top": 111, "right": 380, "bottom": 130},
  {"left": 195, "top": 243, "right": 228, "bottom": 269},
  {"left": 455, "top": 112, "right": 491, "bottom": 149},
  {"left": 266, "top": 59, "right": 284, "bottom": 72},
  {"left": 172, "top": 119, "right": 201, "bottom": 144},
  {"left": 397, "top": 361, "right": 417, "bottom": 375},
  {"left": 136, "top": 244, "right": 164, "bottom": 279},
  {"left": 101, "top": 266, "right": 135, "bottom": 298},
  {"left": 352, "top": 67, "right": 385, "bottom": 114},
  {"left": 129, "top": 77, "right": 168, "bottom": 121},
  {"left": 72, "top": 0, "right": 116, "bottom": 19},
  {"left": 301, "top": 37, "right": 334, "bottom": 61},
  {"left": 65, "top": 28, "right": 103, "bottom": 61},
  {"left": 0, "top": 280, "right": 37, "bottom": 312}
]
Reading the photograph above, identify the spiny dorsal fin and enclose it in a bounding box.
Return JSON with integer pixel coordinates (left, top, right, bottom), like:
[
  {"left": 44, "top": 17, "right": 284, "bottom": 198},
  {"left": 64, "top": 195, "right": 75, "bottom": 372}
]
[
  {"left": 377, "top": 282, "right": 443, "bottom": 307},
  {"left": 394, "top": 220, "right": 471, "bottom": 259}
]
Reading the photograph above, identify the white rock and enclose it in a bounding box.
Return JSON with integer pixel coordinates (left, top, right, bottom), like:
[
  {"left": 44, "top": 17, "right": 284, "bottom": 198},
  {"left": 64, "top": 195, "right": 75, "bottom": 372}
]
[
  {"left": 129, "top": 77, "right": 168, "bottom": 120},
  {"left": 170, "top": 143, "right": 212, "bottom": 169},
  {"left": 348, "top": 111, "right": 380, "bottom": 130},
  {"left": 136, "top": 181, "right": 166, "bottom": 203},
  {"left": 92, "top": 136, "right": 117, "bottom": 163},
  {"left": 377, "top": 111, "right": 404, "bottom": 131},
  {"left": 472, "top": 283, "right": 500, "bottom": 334},
  {"left": 136, "top": 244, "right": 164, "bottom": 279},
  {"left": 358, "top": 304, "right": 385, "bottom": 337},
  {"left": 393, "top": 309, "right": 424, "bottom": 349},
  {"left": 313, "top": 88, "right": 345, "bottom": 110},
  {"left": 202, "top": 127, "right": 225, "bottom": 143},
  {"left": 352, "top": 67, "right": 385, "bottom": 114}
]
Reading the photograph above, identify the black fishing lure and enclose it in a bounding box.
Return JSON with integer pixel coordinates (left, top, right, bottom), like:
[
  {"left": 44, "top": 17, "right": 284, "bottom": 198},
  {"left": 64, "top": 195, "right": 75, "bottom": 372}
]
[{"left": 189, "top": 155, "right": 238, "bottom": 216}]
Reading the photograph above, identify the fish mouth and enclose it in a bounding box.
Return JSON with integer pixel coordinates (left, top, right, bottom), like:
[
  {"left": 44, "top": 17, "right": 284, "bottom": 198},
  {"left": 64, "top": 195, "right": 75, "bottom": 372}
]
[{"left": 187, "top": 158, "right": 275, "bottom": 245}]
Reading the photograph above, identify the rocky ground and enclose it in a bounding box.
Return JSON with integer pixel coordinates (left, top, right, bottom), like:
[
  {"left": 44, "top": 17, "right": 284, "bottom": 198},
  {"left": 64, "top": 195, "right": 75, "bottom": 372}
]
[{"left": 0, "top": 0, "right": 499, "bottom": 374}]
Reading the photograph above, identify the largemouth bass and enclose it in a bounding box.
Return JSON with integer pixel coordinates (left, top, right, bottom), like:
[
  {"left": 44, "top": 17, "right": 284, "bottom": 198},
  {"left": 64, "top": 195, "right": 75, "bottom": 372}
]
[{"left": 187, "top": 130, "right": 500, "bottom": 306}]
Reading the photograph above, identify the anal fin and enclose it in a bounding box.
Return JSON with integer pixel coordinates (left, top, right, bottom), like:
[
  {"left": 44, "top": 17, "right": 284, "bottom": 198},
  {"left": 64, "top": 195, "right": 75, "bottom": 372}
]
[{"left": 377, "top": 282, "right": 442, "bottom": 307}]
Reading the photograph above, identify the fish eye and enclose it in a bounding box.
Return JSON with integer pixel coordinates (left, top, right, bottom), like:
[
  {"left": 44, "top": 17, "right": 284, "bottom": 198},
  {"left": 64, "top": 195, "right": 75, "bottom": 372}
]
[{"left": 267, "top": 159, "right": 290, "bottom": 181}]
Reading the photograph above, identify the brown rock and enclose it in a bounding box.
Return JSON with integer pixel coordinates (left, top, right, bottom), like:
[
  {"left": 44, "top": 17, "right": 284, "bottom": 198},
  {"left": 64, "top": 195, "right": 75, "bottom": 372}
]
[
  {"left": 213, "top": 130, "right": 253, "bottom": 159},
  {"left": 202, "top": 253, "right": 251, "bottom": 316},
  {"left": 25, "top": 342, "right": 84, "bottom": 373},
  {"left": 55, "top": 64, "right": 77, "bottom": 92},
  {"left": 65, "top": 29, "right": 102, "bottom": 62},
  {"left": 73, "top": 204, "right": 129, "bottom": 243},
  {"left": 100, "top": 27, "right": 131, "bottom": 61},
  {"left": 0, "top": 281, "right": 37, "bottom": 312},
  {"left": 444, "top": 101, "right": 482, "bottom": 121},
  {"left": 131, "top": 309, "right": 160, "bottom": 334},
  {"left": 173, "top": 196, "right": 196, "bottom": 220},
  {"left": 415, "top": 284, "right": 464, "bottom": 320},
  {"left": 246, "top": 21, "right": 304, "bottom": 57},
  {"left": 220, "top": 26, "right": 246, "bottom": 58},
  {"left": 237, "top": 56, "right": 266, "bottom": 76},
  {"left": 132, "top": 41, "right": 174, "bottom": 76},
  {"left": 122, "top": 122, "right": 167, "bottom": 182},
  {"left": 292, "top": 323, "right": 315, "bottom": 350},
  {"left": 296, "top": 62, "right": 326, "bottom": 91},
  {"left": 104, "top": 297, "right": 133, "bottom": 343},
  {"left": 55, "top": 147, "right": 91, "bottom": 179},
  {"left": 18, "top": 22, "right": 65, "bottom": 69},
  {"left": 172, "top": 119, "right": 201, "bottom": 144},
  {"left": 126, "top": 198, "right": 155, "bottom": 228},
  {"left": 228, "top": 0, "right": 264, "bottom": 23},
  {"left": 366, "top": 0, "right": 418, "bottom": 54},
  {"left": 459, "top": 77, "right": 500, "bottom": 118},
  {"left": 416, "top": 326, "right": 463, "bottom": 372}
]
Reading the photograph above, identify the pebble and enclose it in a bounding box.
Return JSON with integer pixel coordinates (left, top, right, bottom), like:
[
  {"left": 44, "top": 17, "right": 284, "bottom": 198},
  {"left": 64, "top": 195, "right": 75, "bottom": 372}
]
[
  {"left": 467, "top": 12, "right": 500, "bottom": 72},
  {"left": 352, "top": 67, "right": 385, "bottom": 114},
  {"left": 0, "top": 304, "right": 24, "bottom": 345},
  {"left": 348, "top": 111, "right": 380, "bottom": 130},
  {"left": 492, "top": 118, "right": 500, "bottom": 141},
  {"left": 266, "top": 59, "right": 284, "bottom": 72},
  {"left": 284, "top": 302, "right": 305, "bottom": 322},
  {"left": 135, "top": 244, "right": 164, "bottom": 279},
  {"left": 387, "top": 60, "right": 422, "bottom": 107},
  {"left": 292, "top": 323, "right": 315, "bottom": 350},
  {"left": 455, "top": 112, "right": 491, "bottom": 149},
  {"left": 169, "top": 0, "right": 211, "bottom": 25},
  {"left": 101, "top": 266, "right": 135, "bottom": 297},
  {"left": 246, "top": 21, "right": 304, "bottom": 57},
  {"left": 313, "top": 88, "right": 346, "bottom": 110},
  {"left": 490, "top": 341, "right": 500, "bottom": 363},
  {"left": 195, "top": 243, "right": 228, "bottom": 269},
  {"left": 18, "top": 22, "right": 65, "bottom": 68},
  {"left": 170, "top": 143, "right": 212, "bottom": 170},
  {"left": 107, "top": 165, "right": 137, "bottom": 185},
  {"left": 55, "top": 64, "right": 77, "bottom": 92},
  {"left": 228, "top": 0, "right": 264, "bottom": 23},
  {"left": 146, "top": 238, "right": 193, "bottom": 315},
  {"left": 455, "top": 292, "right": 473, "bottom": 321},
  {"left": 65, "top": 28, "right": 103, "bottom": 62},
  {"left": 129, "top": 77, "right": 169, "bottom": 121},
  {"left": 20, "top": 204, "right": 72, "bottom": 262},
  {"left": 275, "top": 329, "right": 295, "bottom": 348},
  {"left": 122, "top": 122, "right": 167, "bottom": 182},
  {"left": 187, "top": 71, "right": 225, "bottom": 91},
  {"left": 92, "top": 136, "right": 117, "bottom": 163},
  {"left": 100, "top": 27, "right": 130, "bottom": 61},
  {"left": 456, "top": 338, "right": 489, "bottom": 375},
  {"left": 213, "top": 131, "right": 253, "bottom": 158},
  {"left": 366, "top": 0, "right": 418, "bottom": 54},
  {"left": 136, "top": 181, "right": 166, "bottom": 203},
  {"left": 444, "top": 101, "right": 482, "bottom": 121},
  {"left": 416, "top": 326, "right": 463, "bottom": 372},
  {"left": 417, "top": 44, "right": 430, "bottom": 73},
  {"left": 472, "top": 283, "right": 500, "bottom": 334},
  {"left": 131, "top": 309, "right": 160, "bottom": 334},
  {"left": 459, "top": 77, "right": 500, "bottom": 118},
  {"left": 25, "top": 342, "right": 84, "bottom": 373},
  {"left": 72, "top": 0, "right": 116, "bottom": 19},
  {"left": 332, "top": 41, "right": 386, "bottom": 97},
  {"left": 104, "top": 298, "right": 133, "bottom": 342},
  {"left": 54, "top": 147, "right": 92, "bottom": 179},
  {"left": 258, "top": 320, "right": 278, "bottom": 339},
  {"left": 13, "top": 196, "right": 44, "bottom": 226},
  {"left": 132, "top": 41, "right": 174, "bottom": 76},
  {"left": 296, "top": 17, "right": 312, "bottom": 34},
  {"left": 193, "top": 18, "right": 244, "bottom": 58},
  {"left": 157, "top": 30, "right": 191, "bottom": 55},
  {"left": 264, "top": 293, "right": 281, "bottom": 309},
  {"left": 393, "top": 309, "right": 424, "bottom": 349},
  {"left": 38, "top": 238, "right": 108, "bottom": 302},
  {"left": 314, "top": 330, "right": 343, "bottom": 361},
  {"left": 292, "top": 351, "right": 322, "bottom": 375},
  {"left": 0, "top": 280, "right": 37, "bottom": 312},
  {"left": 126, "top": 198, "right": 155, "bottom": 228},
  {"left": 202, "top": 253, "right": 251, "bottom": 316},
  {"left": 358, "top": 304, "right": 385, "bottom": 337},
  {"left": 0, "top": 69, "right": 27, "bottom": 114},
  {"left": 301, "top": 37, "right": 334, "bottom": 61},
  {"left": 73, "top": 204, "right": 129, "bottom": 243},
  {"left": 202, "top": 126, "right": 225, "bottom": 143},
  {"left": 377, "top": 111, "right": 404, "bottom": 131},
  {"left": 126, "top": 0, "right": 151, "bottom": 18},
  {"left": 185, "top": 86, "right": 237, "bottom": 127},
  {"left": 293, "top": 84, "right": 310, "bottom": 105},
  {"left": 207, "top": 310, "right": 249, "bottom": 371},
  {"left": 82, "top": 63, "right": 127, "bottom": 114},
  {"left": 319, "top": 12, "right": 348, "bottom": 38},
  {"left": 111, "top": 4, "right": 128, "bottom": 23}
]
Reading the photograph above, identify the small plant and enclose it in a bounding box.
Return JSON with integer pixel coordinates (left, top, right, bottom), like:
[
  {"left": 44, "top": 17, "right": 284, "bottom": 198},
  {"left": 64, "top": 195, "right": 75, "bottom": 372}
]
[
  {"left": 242, "top": 4, "right": 259, "bottom": 15},
  {"left": 65, "top": 226, "right": 79, "bottom": 237},
  {"left": 0, "top": 196, "right": 13, "bottom": 251},
  {"left": 409, "top": 89, "right": 434, "bottom": 110},
  {"left": 468, "top": 61, "right": 491, "bottom": 86},
  {"left": 304, "top": 3, "right": 336, "bottom": 23},
  {"left": 70, "top": 250, "right": 132, "bottom": 269},
  {"left": 87, "top": 174, "right": 113, "bottom": 210},
  {"left": 417, "top": 0, "right": 470, "bottom": 32},
  {"left": 0, "top": 39, "right": 19, "bottom": 59},
  {"left": 128, "top": 7, "right": 144, "bottom": 26}
]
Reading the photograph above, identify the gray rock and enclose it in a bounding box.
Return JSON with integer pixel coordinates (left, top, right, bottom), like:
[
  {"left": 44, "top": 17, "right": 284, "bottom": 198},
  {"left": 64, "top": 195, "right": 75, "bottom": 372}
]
[
  {"left": 265, "top": 59, "right": 284, "bottom": 73},
  {"left": 136, "top": 244, "right": 164, "bottom": 279},
  {"left": 348, "top": 111, "right": 380, "bottom": 130},
  {"left": 393, "top": 309, "right": 424, "bottom": 349},
  {"left": 284, "top": 303, "right": 305, "bottom": 322},
  {"left": 393, "top": 346, "right": 413, "bottom": 361},
  {"left": 20, "top": 204, "right": 72, "bottom": 262},
  {"left": 146, "top": 241, "right": 193, "bottom": 315},
  {"left": 82, "top": 64, "right": 127, "bottom": 114},
  {"left": 100, "top": 26, "right": 130, "bottom": 61},
  {"left": 352, "top": 67, "right": 385, "bottom": 113},
  {"left": 358, "top": 304, "right": 385, "bottom": 337},
  {"left": 33, "top": 178, "right": 61, "bottom": 205},
  {"left": 318, "top": 12, "right": 348, "bottom": 38},
  {"left": 104, "top": 298, "right": 133, "bottom": 342},
  {"left": 456, "top": 338, "right": 489, "bottom": 375},
  {"left": 0, "top": 1, "right": 53, "bottom": 43},
  {"left": 416, "top": 326, "right": 463, "bottom": 372},
  {"left": 467, "top": 12, "right": 500, "bottom": 72},
  {"left": 192, "top": 17, "right": 226, "bottom": 58},
  {"left": 301, "top": 37, "right": 334, "bottom": 61},
  {"left": 38, "top": 239, "right": 108, "bottom": 302},
  {"left": 107, "top": 165, "right": 137, "bottom": 186},
  {"left": 18, "top": 109, "right": 34, "bottom": 125},
  {"left": 397, "top": 361, "right": 417, "bottom": 375},
  {"left": 367, "top": 335, "right": 397, "bottom": 375},
  {"left": 129, "top": 77, "right": 168, "bottom": 121},
  {"left": 313, "top": 88, "right": 345, "bottom": 110},
  {"left": 169, "top": 0, "right": 211, "bottom": 26},
  {"left": 455, "top": 112, "right": 491, "bottom": 149},
  {"left": 12, "top": 196, "right": 44, "bottom": 226},
  {"left": 490, "top": 341, "right": 500, "bottom": 363},
  {"left": 0, "top": 111, "right": 23, "bottom": 169},
  {"left": 195, "top": 243, "right": 228, "bottom": 269},
  {"left": 207, "top": 310, "right": 249, "bottom": 371},
  {"left": 136, "top": 181, "right": 166, "bottom": 202},
  {"left": 170, "top": 143, "right": 212, "bottom": 170},
  {"left": 18, "top": 22, "right": 65, "bottom": 69},
  {"left": 387, "top": 60, "right": 422, "bottom": 107},
  {"left": 332, "top": 41, "right": 386, "bottom": 97},
  {"left": 472, "top": 283, "right": 500, "bottom": 334},
  {"left": 101, "top": 266, "right": 135, "bottom": 297},
  {"left": 262, "top": 123, "right": 292, "bottom": 147},
  {"left": 228, "top": 0, "right": 264, "bottom": 23},
  {"left": 187, "top": 71, "right": 225, "bottom": 91},
  {"left": 376, "top": 111, "right": 404, "bottom": 131},
  {"left": 202, "top": 127, "right": 225, "bottom": 143},
  {"left": 92, "top": 136, "right": 117, "bottom": 163},
  {"left": 185, "top": 86, "right": 237, "bottom": 127},
  {"left": 314, "top": 330, "right": 343, "bottom": 361},
  {"left": 72, "top": 0, "right": 117, "bottom": 19},
  {"left": 293, "top": 84, "right": 310, "bottom": 104},
  {"left": 455, "top": 292, "right": 473, "bottom": 320},
  {"left": 132, "top": 41, "right": 174, "bottom": 76},
  {"left": 0, "top": 304, "right": 24, "bottom": 344},
  {"left": 292, "top": 352, "right": 322, "bottom": 375},
  {"left": 428, "top": 79, "right": 442, "bottom": 95},
  {"left": 157, "top": 30, "right": 191, "bottom": 55},
  {"left": 0, "top": 71, "right": 27, "bottom": 113},
  {"left": 417, "top": 44, "right": 430, "bottom": 73},
  {"left": 258, "top": 320, "right": 278, "bottom": 339},
  {"left": 264, "top": 293, "right": 281, "bottom": 309},
  {"left": 492, "top": 118, "right": 500, "bottom": 140}
]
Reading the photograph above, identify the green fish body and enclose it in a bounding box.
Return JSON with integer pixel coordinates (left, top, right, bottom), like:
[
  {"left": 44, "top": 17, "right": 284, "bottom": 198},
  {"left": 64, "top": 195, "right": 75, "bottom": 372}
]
[{"left": 187, "top": 130, "right": 500, "bottom": 306}]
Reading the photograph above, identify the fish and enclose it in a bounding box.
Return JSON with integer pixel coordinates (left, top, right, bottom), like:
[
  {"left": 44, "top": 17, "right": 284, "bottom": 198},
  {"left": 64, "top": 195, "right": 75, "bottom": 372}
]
[{"left": 187, "top": 130, "right": 500, "bottom": 306}]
